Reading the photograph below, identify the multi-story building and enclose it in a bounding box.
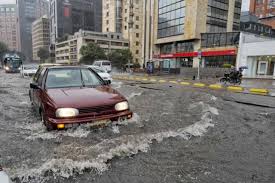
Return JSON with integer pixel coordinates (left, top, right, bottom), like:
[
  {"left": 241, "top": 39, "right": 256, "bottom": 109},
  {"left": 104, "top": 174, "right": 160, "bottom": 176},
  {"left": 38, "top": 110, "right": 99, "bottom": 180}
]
[
  {"left": 32, "top": 15, "right": 50, "bottom": 62},
  {"left": 102, "top": 0, "right": 146, "bottom": 67},
  {"left": 55, "top": 30, "right": 129, "bottom": 64},
  {"left": 17, "top": 0, "right": 49, "bottom": 61},
  {"left": 249, "top": 0, "right": 275, "bottom": 28},
  {"left": 49, "top": 0, "right": 102, "bottom": 45},
  {"left": 152, "top": 0, "right": 242, "bottom": 72},
  {"left": 0, "top": 3, "right": 19, "bottom": 51}
]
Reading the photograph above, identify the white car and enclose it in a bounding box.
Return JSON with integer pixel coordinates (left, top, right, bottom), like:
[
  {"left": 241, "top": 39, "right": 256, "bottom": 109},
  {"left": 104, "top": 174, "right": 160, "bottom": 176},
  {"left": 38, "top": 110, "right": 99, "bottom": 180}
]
[
  {"left": 20, "top": 64, "right": 38, "bottom": 77},
  {"left": 92, "top": 60, "right": 112, "bottom": 73},
  {"left": 0, "top": 168, "right": 11, "bottom": 183},
  {"left": 87, "top": 65, "right": 112, "bottom": 84}
]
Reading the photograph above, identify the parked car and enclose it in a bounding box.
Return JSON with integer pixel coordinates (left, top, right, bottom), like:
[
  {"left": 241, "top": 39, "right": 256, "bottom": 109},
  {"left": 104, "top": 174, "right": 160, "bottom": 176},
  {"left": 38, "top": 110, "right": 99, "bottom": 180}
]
[
  {"left": 20, "top": 64, "right": 38, "bottom": 77},
  {"left": 29, "top": 65, "right": 132, "bottom": 131},
  {"left": 92, "top": 60, "right": 112, "bottom": 73},
  {"left": 0, "top": 167, "right": 11, "bottom": 183},
  {"left": 87, "top": 65, "right": 112, "bottom": 84}
]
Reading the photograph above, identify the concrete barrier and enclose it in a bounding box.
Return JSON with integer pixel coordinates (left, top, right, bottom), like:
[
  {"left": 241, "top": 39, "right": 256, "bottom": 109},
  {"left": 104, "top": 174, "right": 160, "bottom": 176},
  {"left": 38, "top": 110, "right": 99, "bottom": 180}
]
[
  {"left": 193, "top": 83, "right": 206, "bottom": 87},
  {"left": 209, "top": 84, "right": 223, "bottom": 90},
  {"left": 249, "top": 88, "right": 269, "bottom": 95},
  {"left": 227, "top": 86, "right": 244, "bottom": 92}
]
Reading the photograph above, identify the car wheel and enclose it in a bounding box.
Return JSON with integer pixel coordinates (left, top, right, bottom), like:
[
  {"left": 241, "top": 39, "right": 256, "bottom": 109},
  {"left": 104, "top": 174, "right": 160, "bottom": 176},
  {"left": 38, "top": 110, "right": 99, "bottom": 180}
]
[{"left": 41, "top": 110, "right": 54, "bottom": 131}]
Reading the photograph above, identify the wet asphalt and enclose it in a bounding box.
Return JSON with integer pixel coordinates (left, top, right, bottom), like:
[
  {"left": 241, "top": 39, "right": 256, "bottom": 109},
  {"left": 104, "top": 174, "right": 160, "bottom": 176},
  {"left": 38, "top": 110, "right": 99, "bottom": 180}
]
[{"left": 0, "top": 70, "right": 274, "bottom": 183}]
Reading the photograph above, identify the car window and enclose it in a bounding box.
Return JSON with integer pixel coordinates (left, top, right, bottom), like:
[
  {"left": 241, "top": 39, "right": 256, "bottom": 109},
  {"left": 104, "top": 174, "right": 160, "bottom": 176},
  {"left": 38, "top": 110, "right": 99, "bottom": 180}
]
[
  {"left": 102, "top": 62, "right": 111, "bottom": 66},
  {"left": 46, "top": 68, "right": 82, "bottom": 89},
  {"left": 33, "top": 67, "right": 43, "bottom": 83},
  {"left": 81, "top": 69, "right": 102, "bottom": 86},
  {"left": 37, "top": 69, "right": 46, "bottom": 86}
]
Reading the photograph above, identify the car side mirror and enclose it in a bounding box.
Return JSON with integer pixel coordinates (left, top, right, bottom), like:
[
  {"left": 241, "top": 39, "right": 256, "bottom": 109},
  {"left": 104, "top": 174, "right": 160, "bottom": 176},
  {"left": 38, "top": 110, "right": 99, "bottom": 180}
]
[{"left": 30, "top": 83, "right": 40, "bottom": 89}]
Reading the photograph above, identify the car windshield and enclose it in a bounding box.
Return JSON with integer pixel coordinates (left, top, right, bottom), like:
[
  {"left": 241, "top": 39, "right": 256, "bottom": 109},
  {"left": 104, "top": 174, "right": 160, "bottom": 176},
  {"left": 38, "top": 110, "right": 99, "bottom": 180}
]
[
  {"left": 24, "top": 65, "right": 37, "bottom": 70},
  {"left": 102, "top": 62, "right": 111, "bottom": 66},
  {"left": 45, "top": 68, "right": 103, "bottom": 89}
]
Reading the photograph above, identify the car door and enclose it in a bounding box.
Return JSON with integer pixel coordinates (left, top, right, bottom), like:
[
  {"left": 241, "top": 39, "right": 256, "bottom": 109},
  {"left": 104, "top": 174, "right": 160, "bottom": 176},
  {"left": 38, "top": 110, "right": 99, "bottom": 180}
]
[{"left": 33, "top": 68, "right": 46, "bottom": 111}]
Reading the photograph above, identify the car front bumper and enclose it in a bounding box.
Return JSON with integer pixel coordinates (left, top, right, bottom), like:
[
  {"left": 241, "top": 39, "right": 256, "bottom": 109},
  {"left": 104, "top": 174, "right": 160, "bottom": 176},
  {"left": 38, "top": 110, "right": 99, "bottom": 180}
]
[{"left": 46, "top": 110, "right": 133, "bottom": 127}]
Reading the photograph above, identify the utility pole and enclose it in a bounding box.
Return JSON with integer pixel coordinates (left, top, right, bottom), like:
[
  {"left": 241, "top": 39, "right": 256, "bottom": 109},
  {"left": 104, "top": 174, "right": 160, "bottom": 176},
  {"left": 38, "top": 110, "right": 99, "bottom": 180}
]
[
  {"left": 197, "top": 49, "right": 202, "bottom": 80},
  {"left": 128, "top": 0, "right": 134, "bottom": 72}
]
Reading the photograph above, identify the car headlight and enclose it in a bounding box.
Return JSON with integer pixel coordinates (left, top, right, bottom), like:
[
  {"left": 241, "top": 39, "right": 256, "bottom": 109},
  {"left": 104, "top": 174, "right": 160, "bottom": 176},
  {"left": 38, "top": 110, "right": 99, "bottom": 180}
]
[
  {"left": 56, "top": 108, "right": 79, "bottom": 118},
  {"left": 5, "top": 67, "right": 9, "bottom": 71},
  {"left": 115, "top": 101, "right": 129, "bottom": 111}
]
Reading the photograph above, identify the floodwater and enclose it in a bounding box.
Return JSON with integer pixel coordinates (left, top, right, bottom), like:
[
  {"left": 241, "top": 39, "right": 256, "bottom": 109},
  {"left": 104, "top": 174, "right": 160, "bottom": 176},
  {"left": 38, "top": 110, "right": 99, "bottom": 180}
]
[{"left": 0, "top": 70, "right": 274, "bottom": 183}]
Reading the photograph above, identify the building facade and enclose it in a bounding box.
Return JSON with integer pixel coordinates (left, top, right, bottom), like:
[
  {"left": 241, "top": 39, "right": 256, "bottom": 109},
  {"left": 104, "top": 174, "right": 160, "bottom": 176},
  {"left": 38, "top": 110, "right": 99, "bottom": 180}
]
[
  {"left": 102, "top": 0, "right": 146, "bottom": 67},
  {"left": 32, "top": 16, "right": 50, "bottom": 62},
  {"left": 237, "top": 31, "right": 275, "bottom": 78},
  {"left": 0, "top": 3, "right": 19, "bottom": 51},
  {"left": 49, "top": 0, "right": 102, "bottom": 45},
  {"left": 55, "top": 30, "right": 129, "bottom": 64},
  {"left": 249, "top": 0, "right": 275, "bottom": 28},
  {"left": 16, "top": 0, "right": 49, "bottom": 61},
  {"left": 152, "top": 0, "right": 242, "bottom": 73}
]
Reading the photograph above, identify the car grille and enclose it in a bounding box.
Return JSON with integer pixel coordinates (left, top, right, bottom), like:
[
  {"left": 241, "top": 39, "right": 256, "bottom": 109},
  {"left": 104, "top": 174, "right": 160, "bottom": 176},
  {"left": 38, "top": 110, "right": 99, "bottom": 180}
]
[{"left": 78, "top": 104, "right": 115, "bottom": 114}]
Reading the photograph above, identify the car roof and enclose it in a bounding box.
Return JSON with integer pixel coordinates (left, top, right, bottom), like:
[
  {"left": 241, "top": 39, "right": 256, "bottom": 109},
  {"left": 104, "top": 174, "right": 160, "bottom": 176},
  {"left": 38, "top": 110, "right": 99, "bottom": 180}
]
[{"left": 46, "top": 65, "right": 89, "bottom": 69}]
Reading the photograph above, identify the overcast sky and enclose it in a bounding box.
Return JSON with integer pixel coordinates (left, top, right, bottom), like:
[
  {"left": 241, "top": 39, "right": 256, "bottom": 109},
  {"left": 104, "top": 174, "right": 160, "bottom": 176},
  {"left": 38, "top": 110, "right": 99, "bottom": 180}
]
[{"left": 242, "top": 0, "right": 250, "bottom": 11}]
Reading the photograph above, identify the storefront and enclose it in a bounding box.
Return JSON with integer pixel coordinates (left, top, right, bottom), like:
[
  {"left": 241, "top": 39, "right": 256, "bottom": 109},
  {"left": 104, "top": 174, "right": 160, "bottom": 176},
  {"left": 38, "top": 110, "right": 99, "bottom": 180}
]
[{"left": 237, "top": 32, "right": 275, "bottom": 78}]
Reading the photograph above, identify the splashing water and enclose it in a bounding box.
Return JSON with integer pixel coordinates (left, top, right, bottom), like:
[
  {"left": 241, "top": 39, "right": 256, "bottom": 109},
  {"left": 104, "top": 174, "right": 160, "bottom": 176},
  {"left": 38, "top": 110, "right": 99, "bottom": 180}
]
[{"left": 12, "top": 103, "right": 219, "bottom": 182}]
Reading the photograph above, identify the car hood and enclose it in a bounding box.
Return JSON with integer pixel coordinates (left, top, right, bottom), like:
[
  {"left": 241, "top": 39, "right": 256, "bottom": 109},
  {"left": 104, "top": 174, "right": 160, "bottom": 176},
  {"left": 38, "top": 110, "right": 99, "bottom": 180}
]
[
  {"left": 98, "top": 72, "right": 111, "bottom": 78},
  {"left": 46, "top": 86, "right": 126, "bottom": 108}
]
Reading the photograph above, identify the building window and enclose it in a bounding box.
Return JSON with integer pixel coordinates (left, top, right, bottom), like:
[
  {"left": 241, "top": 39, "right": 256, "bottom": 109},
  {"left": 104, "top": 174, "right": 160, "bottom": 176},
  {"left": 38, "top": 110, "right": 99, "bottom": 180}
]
[
  {"left": 107, "top": 28, "right": 109, "bottom": 32},
  {"left": 125, "top": 9, "right": 127, "bottom": 13},
  {"left": 125, "top": 26, "right": 127, "bottom": 30},
  {"left": 136, "top": 33, "right": 139, "bottom": 37},
  {"left": 176, "top": 41, "right": 194, "bottom": 52},
  {"left": 136, "top": 58, "right": 139, "bottom": 62},
  {"left": 136, "top": 16, "right": 139, "bottom": 21},
  {"left": 205, "top": 56, "right": 236, "bottom": 68},
  {"left": 157, "top": 0, "right": 185, "bottom": 38},
  {"left": 106, "top": 20, "right": 109, "bottom": 24},
  {"left": 136, "top": 41, "right": 139, "bottom": 46},
  {"left": 201, "top": 32, "right": 240, "bottom": 48},
  {"left": 106, "top": 12, "right": 109, "bottom": 17},
  {"left": 136, "top": 50, "right": 139, "bottom": 54},
  {"left": 206, "top": 0, "right": 229, "bottom": 33},
  {"left": 135, "top": 24, "right": 139, "bottom": 29},
  {"left": 125, "top": 17, "right": 127, "bottom": 22}
]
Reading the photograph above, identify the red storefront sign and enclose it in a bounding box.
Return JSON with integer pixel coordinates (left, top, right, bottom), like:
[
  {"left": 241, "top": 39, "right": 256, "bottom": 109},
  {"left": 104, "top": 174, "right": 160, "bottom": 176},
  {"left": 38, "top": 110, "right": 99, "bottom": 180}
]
[{"left": 157, "top": 49, "right": 236, "bottom": 59}]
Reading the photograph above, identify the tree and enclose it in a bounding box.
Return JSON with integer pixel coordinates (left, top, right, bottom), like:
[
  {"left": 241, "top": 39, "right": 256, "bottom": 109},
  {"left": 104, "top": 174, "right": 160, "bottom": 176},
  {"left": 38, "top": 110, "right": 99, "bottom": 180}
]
[
  {"left": 37, "top": 47, "right": 50, "bottom": 63},
  {"left": 0, "top": 41, "right": 8, "bottom": 56},
  {"left": 107, "top": 49, "right": 133, "bottom": 69},
  {"left": 80, "top": 42, "right": 107, "bottom": 64}
]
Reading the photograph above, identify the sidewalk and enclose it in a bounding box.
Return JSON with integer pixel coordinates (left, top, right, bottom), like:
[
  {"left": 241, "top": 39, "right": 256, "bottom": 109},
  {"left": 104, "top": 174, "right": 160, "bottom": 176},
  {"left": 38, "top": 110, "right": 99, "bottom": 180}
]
[{"left": 113, "top": 73, "right": 275, "bottom": 95}]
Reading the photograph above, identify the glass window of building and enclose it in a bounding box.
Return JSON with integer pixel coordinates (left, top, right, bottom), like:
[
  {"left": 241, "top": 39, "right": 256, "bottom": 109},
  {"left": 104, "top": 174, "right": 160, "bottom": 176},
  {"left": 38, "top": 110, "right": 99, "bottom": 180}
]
[
  {"left": 157, "top": 0, "right": 185, "bottom": 38},
  {"left": 207, "top": 0, "right": 229, "bottom": 33}
]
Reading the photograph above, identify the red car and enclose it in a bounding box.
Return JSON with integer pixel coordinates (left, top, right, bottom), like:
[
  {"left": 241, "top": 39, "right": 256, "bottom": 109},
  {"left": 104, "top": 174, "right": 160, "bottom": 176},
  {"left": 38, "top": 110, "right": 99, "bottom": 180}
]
[{"left": 29, "top": 65, "right": 132, "bottom": 130}]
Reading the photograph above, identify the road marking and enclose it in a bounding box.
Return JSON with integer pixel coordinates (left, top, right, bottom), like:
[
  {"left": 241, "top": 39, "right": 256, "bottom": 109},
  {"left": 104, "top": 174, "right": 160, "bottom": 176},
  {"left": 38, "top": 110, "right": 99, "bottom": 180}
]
[
  {"left": 142, "top": 78, "right": 148, "bottom": 81},
  {"left": 209, "top": 84, "right": 223, "bottom": 90},
  {"left": 193, "top": 83, "right": 206, "bottom": 87},
  {"left": 150, "top": 79, "right": 157, "bottom": 82},
  {"left": 227, "top": 86, "right": 244, "bottom": 92}
]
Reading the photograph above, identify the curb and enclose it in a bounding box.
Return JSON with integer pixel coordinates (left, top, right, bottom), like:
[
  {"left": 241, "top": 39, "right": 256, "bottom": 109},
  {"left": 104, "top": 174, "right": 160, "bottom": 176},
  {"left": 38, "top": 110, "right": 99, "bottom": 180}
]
[{"left": 113, "top": 76, "right": 271, "bottom": 97}]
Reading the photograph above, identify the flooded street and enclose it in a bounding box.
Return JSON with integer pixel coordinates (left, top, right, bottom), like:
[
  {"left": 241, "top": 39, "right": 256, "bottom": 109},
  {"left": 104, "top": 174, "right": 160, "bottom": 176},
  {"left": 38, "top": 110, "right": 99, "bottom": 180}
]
[{"left": 0, "top": 70, "right": 274, "bottom": 183}]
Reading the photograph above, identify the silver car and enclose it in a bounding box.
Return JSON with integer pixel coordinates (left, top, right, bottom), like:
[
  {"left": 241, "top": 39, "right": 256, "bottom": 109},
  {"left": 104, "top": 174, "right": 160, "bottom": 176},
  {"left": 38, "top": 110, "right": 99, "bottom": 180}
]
[{"left": 0, "top": 167, "right": 11, "bottom": 183}]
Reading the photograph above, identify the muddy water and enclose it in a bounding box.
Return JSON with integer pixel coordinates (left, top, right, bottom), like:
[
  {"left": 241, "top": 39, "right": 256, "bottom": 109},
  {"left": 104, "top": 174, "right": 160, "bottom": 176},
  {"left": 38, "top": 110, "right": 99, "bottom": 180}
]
[{"left": 0, "top": 71, "right": 220, "bottom": 183}]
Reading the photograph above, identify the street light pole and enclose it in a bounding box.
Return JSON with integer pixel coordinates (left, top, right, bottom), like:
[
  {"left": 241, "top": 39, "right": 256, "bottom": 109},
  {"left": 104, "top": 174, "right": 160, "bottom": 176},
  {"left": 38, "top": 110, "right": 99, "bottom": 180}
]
[{"left": 197, "top": 49, "right": 202, "bottom": 80}]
